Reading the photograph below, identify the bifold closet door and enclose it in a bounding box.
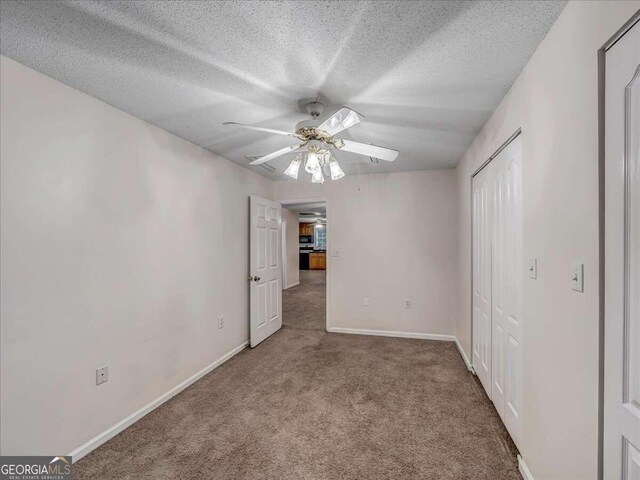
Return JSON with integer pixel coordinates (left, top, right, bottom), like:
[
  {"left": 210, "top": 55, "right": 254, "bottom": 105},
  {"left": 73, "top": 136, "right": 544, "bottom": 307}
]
[
  {"left": 472, "top": 159, "right": 495, "bottom": 396},
  {"left": 472, "top": 134, "right": 523, "bottom": 449},
  {"left": 491, "top": 136, "right": 523, "bottom": 448},
  {"left": 603, "top": 20, "right": 639, "bottom": 479}
]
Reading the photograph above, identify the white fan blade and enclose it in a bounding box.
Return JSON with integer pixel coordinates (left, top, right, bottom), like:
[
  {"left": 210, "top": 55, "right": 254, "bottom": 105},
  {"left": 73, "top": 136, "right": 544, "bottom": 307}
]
[
  {"left": 317, "top": 107, "right": 361, "bottom": 136},
  {"left": 223, "top": 122, "right": 298, "bottom": 138},
  {"left": 249, "top": 145, "right": 300, "bottom": 165},
  {"left": 339, "top": 139, "right": 398, "bottom": 162}
]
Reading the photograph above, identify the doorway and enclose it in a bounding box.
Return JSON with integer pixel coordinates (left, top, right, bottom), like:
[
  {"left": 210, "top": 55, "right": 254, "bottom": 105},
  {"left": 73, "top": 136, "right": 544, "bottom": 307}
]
[{"left": 280, "top": 200, "right": 328, "bottom": 332}]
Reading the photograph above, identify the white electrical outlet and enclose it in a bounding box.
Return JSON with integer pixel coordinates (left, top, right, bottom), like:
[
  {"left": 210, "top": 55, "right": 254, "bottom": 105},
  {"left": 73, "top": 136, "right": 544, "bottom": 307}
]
[
  {"left": 96, "top": 365, "right": 108, "bottom": 386},
  {"left": 363, "top": 297, "right": 369, "bottom": 306},
  {"left": 218, "top": 315, "right": 224, "bottom": 329},
  {"left": 404, "top": 299, "right": 412, "bottom": 309}
]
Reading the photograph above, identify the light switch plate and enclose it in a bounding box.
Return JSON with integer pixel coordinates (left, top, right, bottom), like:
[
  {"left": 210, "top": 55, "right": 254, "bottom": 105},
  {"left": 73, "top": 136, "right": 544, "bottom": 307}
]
[
  {"left": 528, "top": 257, "right": 537, "bottom": 279},
  {"left": 572, "top": 263, "right": 584, "bottom": 292}
]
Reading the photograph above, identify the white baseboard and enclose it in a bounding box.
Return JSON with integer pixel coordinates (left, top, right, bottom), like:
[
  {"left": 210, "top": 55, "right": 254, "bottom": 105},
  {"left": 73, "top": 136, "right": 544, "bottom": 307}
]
[
  {"left": 327, "top": 326, "right": 455, "bottom": 342},
  {"left": 68, "top": 341, "right": 248, "bottom": 463},
  {"left": 518, "top": 455, "right": 534, "bottom": 480},
  {"left": 285, "top": 281, "right": 300, "bottom": 289},
  {"left": 326, "top": 327, "right": 473, "bottom": 373},
  {"left": 454, "top": 337, "right": 473, "bottom": 372}
]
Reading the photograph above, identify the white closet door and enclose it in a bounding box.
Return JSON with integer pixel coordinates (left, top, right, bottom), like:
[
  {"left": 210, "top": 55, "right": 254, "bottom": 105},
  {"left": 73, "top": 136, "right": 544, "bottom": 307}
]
[
  {"left": 495, "top": 136, "right": 523, "bottom": 448},
  {"left": 604, "top": 20, "right": 640, "bottom": 480},
  {"left": 472, "top": 159, "right": 495, "bottom": 396},
  {"left": 491, "top": 153, "right": 507, "bottom": 420},
  {"left": 472, "top": 134, "right": 523, "bottom": 449}
]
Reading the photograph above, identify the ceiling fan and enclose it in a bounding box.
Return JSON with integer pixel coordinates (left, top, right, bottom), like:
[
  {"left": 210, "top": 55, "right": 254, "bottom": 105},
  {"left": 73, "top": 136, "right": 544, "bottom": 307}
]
[{"left": 223, "top": 101, "right": 398, "bottom": 183}]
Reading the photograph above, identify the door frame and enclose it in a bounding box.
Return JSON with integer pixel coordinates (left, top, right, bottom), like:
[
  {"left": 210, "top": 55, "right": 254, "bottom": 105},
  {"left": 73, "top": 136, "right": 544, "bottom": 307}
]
[
  {"left": 281, "top": 219, "right": 287, "bottom": 290},
  {"left": 598, "top": 11, "right": 640, "bottom": 480},
  {"left": 469, "top": 128, "right": 522, "bottom": 377},
  {"left": 278, "top": 197, "right": 330, "bottom": 332}
]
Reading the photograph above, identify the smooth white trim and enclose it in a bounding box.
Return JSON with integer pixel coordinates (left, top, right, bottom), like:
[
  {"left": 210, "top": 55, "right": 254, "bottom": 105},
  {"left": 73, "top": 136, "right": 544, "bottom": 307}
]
[
  {"left": 285, "top": 281, "right": 300, "bottom": 289},
  {"left": 281, "top": 219, "right": 287, "bottom": 290},
  {"left": 68, "top": 341, "right": 248, "bottom": 463},
  {"left": 518, "top": 455, "right": 534, "bottom": 480},
  {"left": 327, "top": 326, "right": 455, "bottom": 342},
  {"left": 327, "top": 328, "right": 473, "bottom": 372},
  {"left": 454, "top": 337, "right": 474, "bottom": 371}
]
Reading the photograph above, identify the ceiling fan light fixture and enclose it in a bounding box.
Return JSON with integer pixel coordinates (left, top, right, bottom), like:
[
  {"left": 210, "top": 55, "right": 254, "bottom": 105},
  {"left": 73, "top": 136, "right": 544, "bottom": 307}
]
[
  {"left": 311, "top": 167, "right": 324, "bottom": 184},
  {"left": 284, "top": 154, "right": 302, "bottom": 179},
  {"left": 329, "top": 155, "right": 345, "bottom": 180},
  {"left": 224, "top": 103, "right": 398, "bottom": 182}
]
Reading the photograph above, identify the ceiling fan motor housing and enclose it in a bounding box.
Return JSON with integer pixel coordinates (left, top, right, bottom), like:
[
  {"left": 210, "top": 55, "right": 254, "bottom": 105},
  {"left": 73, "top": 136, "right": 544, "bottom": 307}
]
[
  {"left": 305, "top": 101, "right": 324, "bottom": 118},
  {"left": 295, "top": 101, "right": 331, "bottom": 138}
]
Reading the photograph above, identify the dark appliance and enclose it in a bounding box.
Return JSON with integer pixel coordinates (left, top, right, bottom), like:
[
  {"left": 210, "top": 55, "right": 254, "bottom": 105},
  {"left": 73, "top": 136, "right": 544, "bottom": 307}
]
[
  {"left": 299, "top": 252, "right": 310, "bottom": 270},
  {"left": 299, "top": 235, "right": 313, "bottom": 244}
]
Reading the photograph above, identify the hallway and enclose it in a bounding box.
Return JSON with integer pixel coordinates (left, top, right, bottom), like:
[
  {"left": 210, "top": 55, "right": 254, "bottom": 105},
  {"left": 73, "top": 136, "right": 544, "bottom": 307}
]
[
  {"left": 74, "top": 267, "right": 520, "bottom": 480},
  {"left": 283, "top": 270, "right": 326, "bottom": 332}
]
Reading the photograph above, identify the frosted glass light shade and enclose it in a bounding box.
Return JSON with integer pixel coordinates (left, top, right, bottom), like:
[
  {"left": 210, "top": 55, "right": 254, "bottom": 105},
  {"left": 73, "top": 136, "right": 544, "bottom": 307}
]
[
  {"left": 284, "top": 155, "right": 302, "bottom": 179},
  {"left": 305, "top": 151, "right": 320, "bottom": 173},
  {"left": 329, "top": 156, "right": 345, "bottom": 180},
  {"left": 311, "top": 168, "right": 324, "bottom": 184}
]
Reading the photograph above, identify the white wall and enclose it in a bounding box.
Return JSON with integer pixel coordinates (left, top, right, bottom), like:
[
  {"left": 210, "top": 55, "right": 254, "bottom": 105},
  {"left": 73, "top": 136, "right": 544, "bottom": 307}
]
[
  {"left": 0, "top": 56, "right": 272, "bottom": 456},
  {"left": 274, "top": 170, "right": 458, "bottom": 337},
  {"left": 282, "top": 207, "right": 300, "bottom": 288},
  {"left": 454, "top": 2, "right": 640, "bottom": 479}
]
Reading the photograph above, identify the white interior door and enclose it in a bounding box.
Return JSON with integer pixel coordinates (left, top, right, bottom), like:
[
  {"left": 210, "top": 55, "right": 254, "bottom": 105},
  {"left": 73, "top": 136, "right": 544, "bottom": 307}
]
[
  {"left": 249, "top": 195, "right": 282, "bottom": 348},
  {"left": 491, "top": 155, "right": 507, "bottom": 421},
  {"left": 472, "top": 134, "right": 523, "bottom": 449},
  {"left": 473, "top": 160, "right": 494, "bottom": 396},
  {"left": 604, "top": 20, "right": 640, "bottom": 480},
  {"left": 493, "top": 135, "right": 523, "bottom": 448}
]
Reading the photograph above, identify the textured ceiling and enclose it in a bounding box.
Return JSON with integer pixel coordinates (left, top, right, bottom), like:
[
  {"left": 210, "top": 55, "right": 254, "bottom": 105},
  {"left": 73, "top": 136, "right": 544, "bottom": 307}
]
[{"left": 0, "top": 0, "right": 565, "bottom": 179}]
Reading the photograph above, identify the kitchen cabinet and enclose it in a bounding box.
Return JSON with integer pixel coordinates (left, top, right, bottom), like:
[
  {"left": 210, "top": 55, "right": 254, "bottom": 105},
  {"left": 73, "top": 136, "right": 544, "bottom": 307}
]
[
  {"left": 299, "top": 223, "right": 315, "bottom": 235},
  {"left": 309, "top": 252, "right": 326, "bottom": 270}
]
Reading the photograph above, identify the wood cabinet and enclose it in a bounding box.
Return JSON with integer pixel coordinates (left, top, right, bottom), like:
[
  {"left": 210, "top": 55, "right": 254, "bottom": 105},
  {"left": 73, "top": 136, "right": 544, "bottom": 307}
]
[
  {"left": 309, "top": 252, "right": 326, "bottom": 270},
  {"left": 299, "top": 223, "right": 315, "bottom": 235}
]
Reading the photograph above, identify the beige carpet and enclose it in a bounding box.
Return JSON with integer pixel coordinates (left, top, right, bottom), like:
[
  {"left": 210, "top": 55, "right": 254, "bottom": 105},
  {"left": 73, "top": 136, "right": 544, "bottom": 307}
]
[
  {"left": 75, "top": 270, "right": 520, "bottom": 479},
  {"left": 282, "top": 270, "right": 327, "bottom": 332}
]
